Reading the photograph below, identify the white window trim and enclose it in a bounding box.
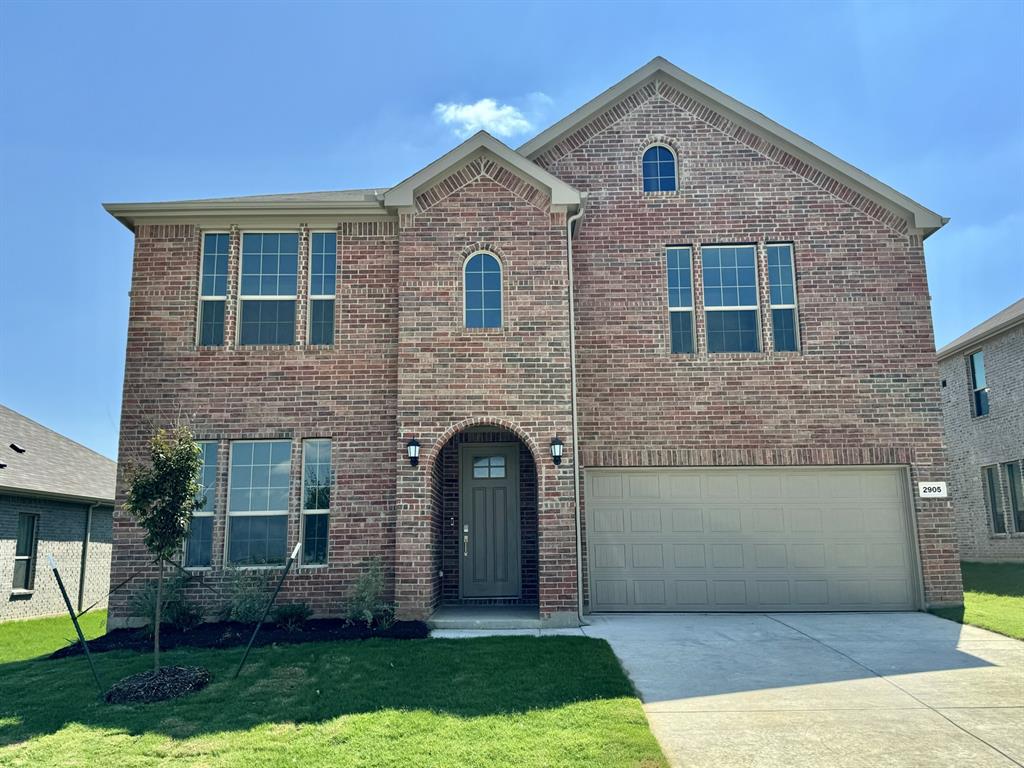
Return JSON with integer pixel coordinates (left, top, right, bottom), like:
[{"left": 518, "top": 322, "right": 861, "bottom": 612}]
[
  {"left": 700, "top": 244, "right": 761, "bottom": 352},
  {"left": 642, "top": 143, "right": 679, "bottom": 194},
  {"left": 224, "top": 439, "right": 292, "bottom": 568},
  {"left": 666, "top": 246, "right": 695, "bottom": 353},
  {"left": 197, "top": 231, "right": 230, "bottom": 346},
  {"left": 766, "top": 242, "right": 800, "bottom": 351},
  {"left": 307, "top": 231, "right": 337, "bottom": 345},
  {"left": 236, "top": 231, "right": 301, "bottom": 346},
  {"left": 462, "top": 250, "right": 504, "bottom": 329}
]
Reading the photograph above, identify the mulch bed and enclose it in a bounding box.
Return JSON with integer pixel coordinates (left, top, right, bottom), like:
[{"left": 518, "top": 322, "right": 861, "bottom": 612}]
[
  {"left": 51, "top": 618, "right": 429, "bottom": 660},
  {"left": 105, "top": 665, "right": 211, "bottom": 704}
]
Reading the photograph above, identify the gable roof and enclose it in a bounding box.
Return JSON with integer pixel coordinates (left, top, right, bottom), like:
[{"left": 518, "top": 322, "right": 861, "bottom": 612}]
[
  {"left": 936, "top": 297, "right": 1024, "bottom": 360},
  {"left": 519, "top": 57, "right": 947, "bottom": 238},
  {"left": 0, "top": 405, "right": 116, "bottom": 504},
  {"left": 384, "top": 131, "right": 580, "bottom": 209}
]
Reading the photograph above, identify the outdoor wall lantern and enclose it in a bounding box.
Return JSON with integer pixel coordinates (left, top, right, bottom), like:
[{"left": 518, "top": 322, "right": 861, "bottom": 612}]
[
  {"left": 550, "top": 437, "right": 564, "bottom": 466},
  {"left": 407, "top": 439, "right": 421, "bottom": 467}
]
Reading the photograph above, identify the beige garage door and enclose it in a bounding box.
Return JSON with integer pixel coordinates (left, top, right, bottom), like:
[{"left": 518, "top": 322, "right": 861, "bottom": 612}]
[{"left": 586, "top": 467, "right": 919, "bottom": 612}]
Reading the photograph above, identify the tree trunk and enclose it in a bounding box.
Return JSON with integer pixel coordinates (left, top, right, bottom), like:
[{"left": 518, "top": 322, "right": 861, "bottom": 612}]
[{"left": 154, "top": 559, "right": 162, "bottom": 672}]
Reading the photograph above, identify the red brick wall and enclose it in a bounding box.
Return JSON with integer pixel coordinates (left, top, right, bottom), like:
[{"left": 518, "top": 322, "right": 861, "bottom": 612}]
[{"left": 534, "top": 79, "right": 962, "bottom": 607}]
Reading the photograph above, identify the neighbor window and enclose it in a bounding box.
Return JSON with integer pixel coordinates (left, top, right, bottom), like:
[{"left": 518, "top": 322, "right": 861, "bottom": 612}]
[
  {"left": 767, "top": 244, "right": 798, "bottom": 351},
  {"left": 309, "top": 232, "right": 337, "bottom": 345},
  {"left": 984, "top": 465, "right": 1006, "bottom": 534},
  {"left": 464, "top": 252, "right": 502, "bottom": 328},
  {"left": 1003, "top": 461, "right": 1023, "bottom": 533},
  {"left": 12, "top": 513, "right": 38, "bottom": 590},
  {"left": 642, "top": 145, "right": 677, "bottom": 193},
  {"left": 184, "top": 441, "right": 217, "bottom": 568},
  {"left": 199, "top": 233, "right": 229, "bottom": 346},
  {"left": 239, "top": 233, "right": 298, "bottom": 345},
  {"left": 227, "top": 440, "right": 291, "bottom": 565},
  {"left": 969, "top": 351, "right": 989, "bottom": 416},
  {"left": 667, "top": 246, "right": 694, "bottom": 354},
  {"left": 702, "top": 245, "right": 760, "bottom": 352},
  {"left": 301, "top": 439, "right": 331, "bottom": 565}
]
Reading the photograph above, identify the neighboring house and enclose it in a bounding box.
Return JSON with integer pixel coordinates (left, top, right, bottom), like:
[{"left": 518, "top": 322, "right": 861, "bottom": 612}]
[
  {"left": 0, "top": 405, "right": 115, "bottom": 621},
  {"left": 938, "top": 298, "right": 1024, "bottom": 561},
  {"left": 103, "top": 57, "right": 962, "bottom": 629}
]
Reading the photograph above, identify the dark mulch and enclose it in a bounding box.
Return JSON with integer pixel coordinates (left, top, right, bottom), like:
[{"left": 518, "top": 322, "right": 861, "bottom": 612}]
[
  {"left": 50, "top": 618, "right": 429, "bottom": 660},
  {"left": 105, "top": 665, "right": 211, "bottom": 705}
]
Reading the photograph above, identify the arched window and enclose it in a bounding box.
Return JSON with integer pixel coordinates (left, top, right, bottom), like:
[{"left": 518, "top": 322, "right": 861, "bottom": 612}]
[
  {"left": 642, "top": 145, "right": 677, "bottom": 192},
  {"left": 464, "top": 252, "right": 502, "bottom": 328}
]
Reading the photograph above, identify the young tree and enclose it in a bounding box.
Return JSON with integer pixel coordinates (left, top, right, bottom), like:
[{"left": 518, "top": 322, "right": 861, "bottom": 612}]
[{"left": 123, "top": 426, "right": 203, "bottom": 671}]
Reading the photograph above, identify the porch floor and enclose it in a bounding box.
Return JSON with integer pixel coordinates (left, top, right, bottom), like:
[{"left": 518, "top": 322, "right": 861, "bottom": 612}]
[{"left": 428, "top": 604, "right": 541, "bottom": 630}]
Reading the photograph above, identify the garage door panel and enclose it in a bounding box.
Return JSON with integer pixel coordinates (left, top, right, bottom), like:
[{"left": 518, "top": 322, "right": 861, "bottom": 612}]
[{"left": 586, "top": 467, "right": 917, "bottom": 612}]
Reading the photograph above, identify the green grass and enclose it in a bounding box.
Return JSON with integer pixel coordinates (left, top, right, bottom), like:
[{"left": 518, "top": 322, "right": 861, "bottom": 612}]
[
  {"left": 0, "top": 610, "right": 107, "bottom": 664},
  {"left": 0, "top": 633, "right": 666, "bottom": 768},
  {"left": 932, "top": 561, "right": 1024, "bottom": 640}
]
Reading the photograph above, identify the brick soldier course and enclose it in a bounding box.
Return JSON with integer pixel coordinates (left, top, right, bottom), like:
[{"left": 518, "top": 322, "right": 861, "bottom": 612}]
[{"left": 103, "top": 58, "right": 963, "bottom": 627}]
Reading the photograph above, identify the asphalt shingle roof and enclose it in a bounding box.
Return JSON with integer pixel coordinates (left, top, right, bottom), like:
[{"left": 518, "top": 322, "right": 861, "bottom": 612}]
[
  {"left": 0, "top": 405, "right": 116, "bottom": 503},
  {"left": 936, "top": 297, "right": 1024, "bottom": 360}
]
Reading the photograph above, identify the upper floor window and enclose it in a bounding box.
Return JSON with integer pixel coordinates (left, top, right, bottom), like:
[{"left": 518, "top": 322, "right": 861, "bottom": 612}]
[
  {"left": 185, "top": 441, "right": 218, "bottom": 569},
  {"left": 667, "top": 247, "right": 694, "bottom": 354},
  {"left": 767, "top": 244, "right": 799, "bottom": 351},
  {"left": 464, "top": 252, "right": 502, "bottom": 328},
  {"left": 199, "top": 233, "right": 229, "bottom": 346},
  {"left": 239, "top": 233, "right": 298, "bottom": 345},
  {"left": 227, "top": 440, "right": 291, "bottom": 565},
  {"left": 642, "top": 145, "right": 677, "bottom": 193},
  {"left": 969, "top": 350, "right": 989, "bottom": 416},
  {"left": 309, "top": 232, "right": 337, "bottom": 345},
  {"left": 983, "top": 465, "right": 1006, "bottom": 534},
  {"left": 702, "top": 245, "right": 760, "bottom": 353}
]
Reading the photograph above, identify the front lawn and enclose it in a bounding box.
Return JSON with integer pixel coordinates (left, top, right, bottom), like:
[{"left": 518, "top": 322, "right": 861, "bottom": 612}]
[
  {"left": 932, "top": 561, "right": 1024, "bottom": 640},
  {"left": 0, "top": 634, "right": 666, "bottom": 768},
  {"left": 0, "top": 610, "right": 107, "bottom": 664}
]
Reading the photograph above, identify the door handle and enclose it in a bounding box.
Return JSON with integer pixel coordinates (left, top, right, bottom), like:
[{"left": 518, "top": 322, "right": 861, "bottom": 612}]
[{"left": 463, "top": 534, "right": 469, "bottom": 557}]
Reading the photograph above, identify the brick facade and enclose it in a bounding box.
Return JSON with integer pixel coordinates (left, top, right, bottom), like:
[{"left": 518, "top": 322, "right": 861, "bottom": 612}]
[
  {"left": 939, "top": 323, "right": 1024, "bottom": 560},
  {"left": 107, "top": 63, "right": 963, "bottom": 627}
]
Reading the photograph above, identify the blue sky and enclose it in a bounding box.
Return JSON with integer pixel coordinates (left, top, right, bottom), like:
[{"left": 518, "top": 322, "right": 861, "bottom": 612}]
[{"left": 1, "top": 0, "right": 1021, "bottom": 460}]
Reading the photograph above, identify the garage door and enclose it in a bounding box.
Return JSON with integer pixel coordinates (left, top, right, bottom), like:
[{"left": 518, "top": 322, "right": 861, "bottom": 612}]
[{"left": 585, "top": 467, "right": 919, "bottom": 612}]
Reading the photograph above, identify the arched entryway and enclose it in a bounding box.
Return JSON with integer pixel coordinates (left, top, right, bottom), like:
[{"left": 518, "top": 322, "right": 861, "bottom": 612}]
[{"left": 430, "top": 425, "right": 539, "bottom": 610}]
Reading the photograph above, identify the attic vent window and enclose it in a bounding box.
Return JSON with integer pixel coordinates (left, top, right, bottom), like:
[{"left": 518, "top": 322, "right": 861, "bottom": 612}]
[{"left": 9, "top": 443, "right": 25, "bottom": 453}]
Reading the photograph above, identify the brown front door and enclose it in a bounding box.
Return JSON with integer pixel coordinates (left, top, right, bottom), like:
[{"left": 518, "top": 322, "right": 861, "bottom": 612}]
[{"left": 459, "top": 443, "right": 521, "bottom": 598}]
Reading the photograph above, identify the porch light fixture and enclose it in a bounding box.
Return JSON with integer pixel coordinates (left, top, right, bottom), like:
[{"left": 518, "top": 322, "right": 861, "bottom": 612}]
[
  {"left": 406, "top": 439, "right": 421, "bottom": 467},
  {"left": 550, "top": 437, "right": 564, "bottom": 466}
]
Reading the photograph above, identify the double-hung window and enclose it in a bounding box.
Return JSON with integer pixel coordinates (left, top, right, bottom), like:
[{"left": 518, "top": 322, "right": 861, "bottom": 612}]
[
  {"left": 767, "top": 244, "right": 799, "bottom": 351},
  {"left": 199, "top": 233, "right": 229, "bottom": 346},
  {"left": 983, "top": 465, "right": 1006, "bottom": 534},
  {"left": 301, "top": 439, "right": 332, "bottom": 565},
  {"left": 239, "top": 233, "right": 298, "bottom": 345},
  {"left": 12, "top": 513, "right": 38, "bottom": 590},
  {"left": 227, "top": 440, "right": 291, "bottom": 565},
  {"left": 309, "top": 232, "right": 337, "bottom": 345},
  {"left": 185, "top": 442, "right": 217, "bottom": 568},
  {"left": 702, "top": 245, "right": 760, "bottom": 353},
  {"left": 1003, "top": 461, "right": 1023, "bottom": 533},
  {"left": 667, "top": 247, "right": 694, "bottom": 354},
  {"left": 969, "top": 351, "right": 989, "bottom": 417}
]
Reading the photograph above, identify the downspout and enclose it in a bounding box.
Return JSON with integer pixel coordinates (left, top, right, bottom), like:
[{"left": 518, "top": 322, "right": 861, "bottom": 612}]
[
  {"left": 77, "top": 503, "right": 98, "bottom": 612},
  {"left": 566, "top": 193, "right": 588, "bottom": 623}
]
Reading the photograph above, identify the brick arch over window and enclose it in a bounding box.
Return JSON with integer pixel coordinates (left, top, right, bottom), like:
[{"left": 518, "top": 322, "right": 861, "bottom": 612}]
[
  {"left": 424, "top": 417, "right": 545, "bottom": 482},
  {"left": 457, "top": 241, "right": 509, "bottom": 264}
]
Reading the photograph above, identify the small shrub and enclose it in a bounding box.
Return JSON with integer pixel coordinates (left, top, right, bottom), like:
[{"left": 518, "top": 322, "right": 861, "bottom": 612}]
[
  {"left": 225, "top": 570, "right": 274, "bottom": 624},
  {"left": 131, "top": 575, "right": 203, "bottom": 635},
  {"left": 344, "top": 558, "right": 394, "bottom": 628},
  {"left": 274, "top": 602, "right": 312, "bottom": 632}
]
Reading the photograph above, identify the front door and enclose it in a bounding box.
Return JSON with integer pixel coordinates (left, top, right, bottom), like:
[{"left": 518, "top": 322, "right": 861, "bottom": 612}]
[{"left": 459, "top": 443, "right": 521, "bottom": 598}]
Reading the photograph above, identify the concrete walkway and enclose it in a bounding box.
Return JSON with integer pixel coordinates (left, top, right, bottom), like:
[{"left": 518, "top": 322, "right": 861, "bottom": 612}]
[{"left": 583, "top": 613, "right": 1024, "bottom": 768}]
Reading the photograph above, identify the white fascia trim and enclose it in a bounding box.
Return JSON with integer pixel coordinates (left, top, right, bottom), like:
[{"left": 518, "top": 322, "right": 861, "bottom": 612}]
[
  {"left": 384, "top": 130, "right": 581, "bottom": 209},
  {"left": 518, "top": 57, "right": 946, "bottom": 237},
  {"left": 103, "top": 200, "right": 390, "bottom": 232}
]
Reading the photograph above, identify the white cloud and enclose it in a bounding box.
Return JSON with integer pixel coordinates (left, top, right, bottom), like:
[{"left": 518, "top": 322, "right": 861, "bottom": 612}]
[{"left": 434, "top": 98, "right": 534, "bottom": 139}]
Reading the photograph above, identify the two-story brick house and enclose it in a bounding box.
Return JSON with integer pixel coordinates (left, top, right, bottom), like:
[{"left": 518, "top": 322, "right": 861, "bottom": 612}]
[
  {"left": 938, "top": 298, "right": 1024, "bottom": 561},
  {"left": 104, "top": 58, "right": 962, "bottom": 628}
]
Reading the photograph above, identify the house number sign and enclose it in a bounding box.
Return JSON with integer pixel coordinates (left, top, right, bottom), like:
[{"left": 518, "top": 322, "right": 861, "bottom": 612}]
[{"left": 917, "top": 482, "right": 948, "bottom": 498}]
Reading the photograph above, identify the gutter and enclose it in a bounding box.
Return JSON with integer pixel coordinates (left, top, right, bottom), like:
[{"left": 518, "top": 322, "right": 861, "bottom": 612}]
[
  {"left": 565, "top": 193, "right": 588, "bottom": 623},
  {"left": 77, "top": 502, "right": 97, "bottom": 612}
]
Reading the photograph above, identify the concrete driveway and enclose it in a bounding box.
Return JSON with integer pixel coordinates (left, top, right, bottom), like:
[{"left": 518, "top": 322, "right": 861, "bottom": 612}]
[{"left": 584, "top": 613, "right": 1024, "bottom": 768}]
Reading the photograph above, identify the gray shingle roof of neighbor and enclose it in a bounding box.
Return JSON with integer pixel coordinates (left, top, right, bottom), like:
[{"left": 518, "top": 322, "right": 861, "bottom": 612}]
[
  {"left": 936, "top": 297, "right": 1024, "bottom": 360},
  {"left": 0, "top": 404, "right": 116, "bottom": 503}
]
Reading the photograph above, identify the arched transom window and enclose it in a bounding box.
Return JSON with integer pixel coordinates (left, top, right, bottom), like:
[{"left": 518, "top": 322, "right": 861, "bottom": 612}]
[
  {"left": 642, "top": 145, "right": 677, "bottom": 193},
  {"left": 464, "top": 252, "right": 502, "bottom": 328}
]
